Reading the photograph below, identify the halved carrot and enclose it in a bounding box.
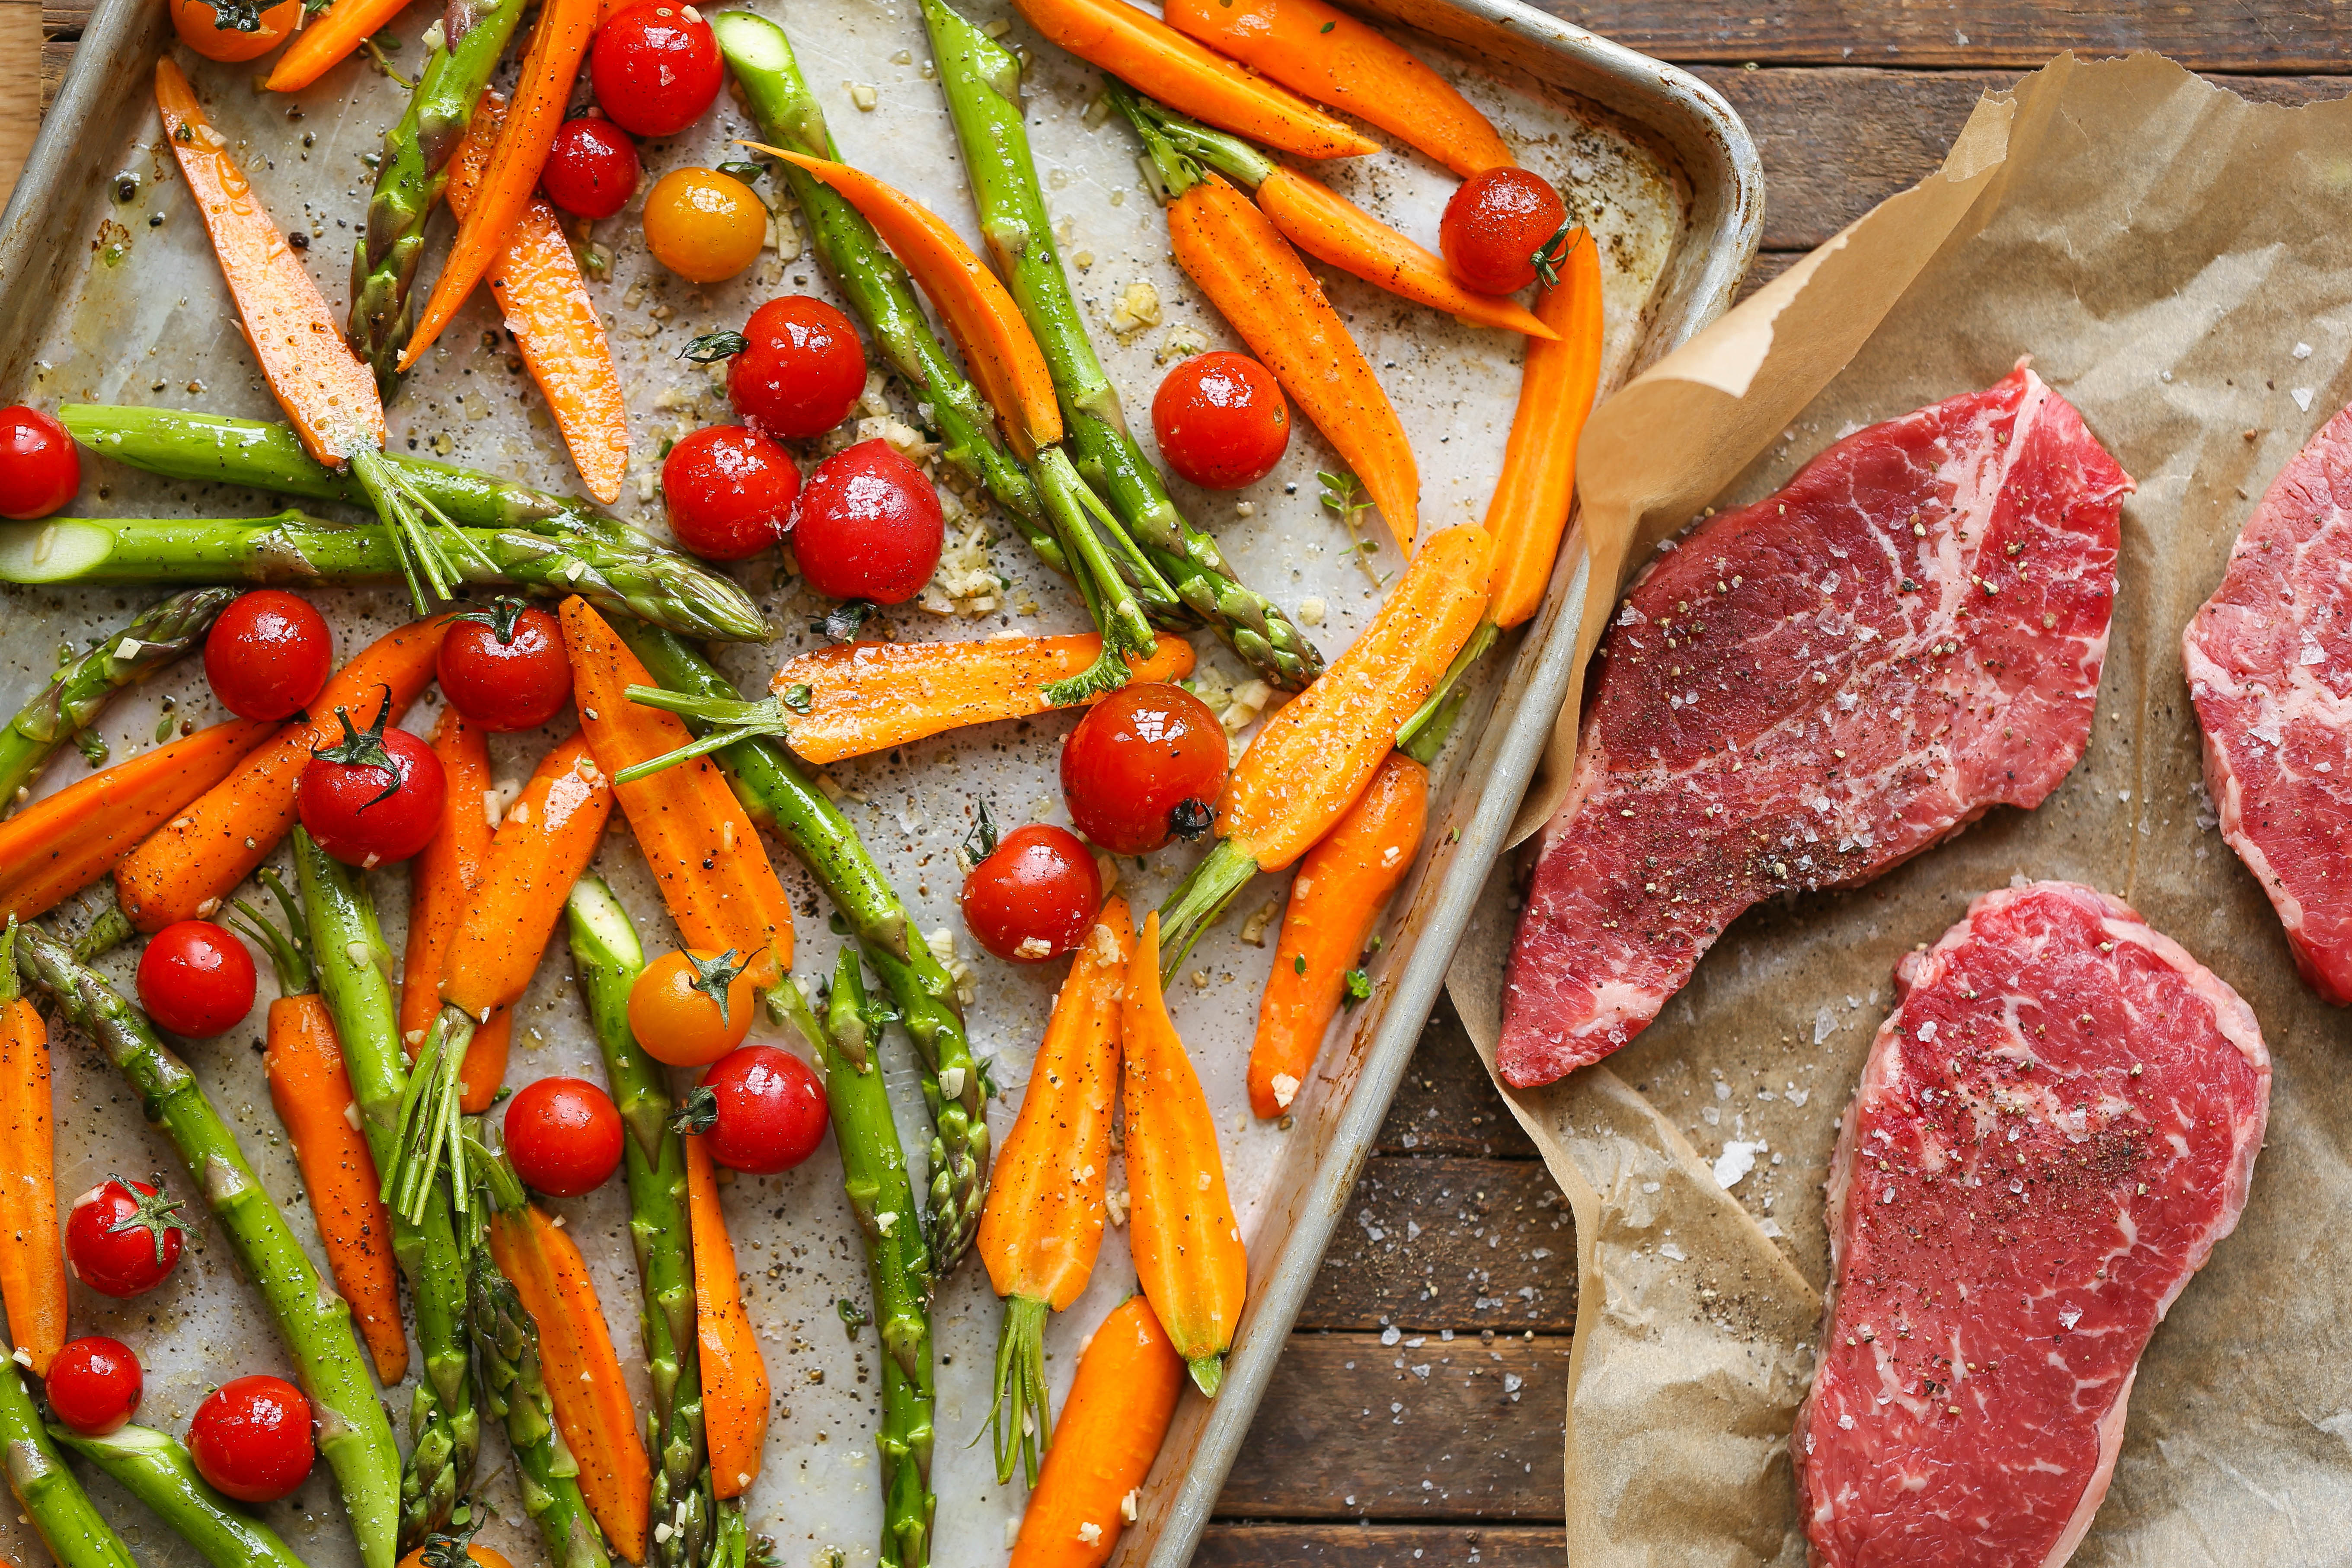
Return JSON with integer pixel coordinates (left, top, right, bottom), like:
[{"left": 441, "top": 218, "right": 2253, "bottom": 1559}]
[
  {"left": 113, "top": 620, "right": 446, "bottom": 933},
  {"left": 449, "top": 94, "right": 630, "bottom": 505},
  {"left": 1255, "top": 169, "right": 1553, "bottom": 339},
  {"left": 1124, "top": 910, "right": 1246, "bottom": 1395},
  {"left": 1485, "top": 229, "right": 1604, "bottom": 628},
  {"left": 752, "top": 144, "right": 1063, "bottom": 459},
  {"left": 156, "top": 59, "right": 383, "bottom": 466},
  {"left": 767, "top": 632, "right": 1194, "bottom": 765},
  {"left": 438, "top": 734, "right": 614, "bottom": 1023},
  {"left": 562, "top": 597, "right": 795, "bottom": 990},
  {"left": 1010, "top": 0, "right": 1376, "bottom": 161},
  {"left": 0, "top": 923, "right": 64, "bottom": 1378},
  {"left": 0, "top": 719, "right": 272, "bottom": 925},
  {"left": 685, "top": 1135, "right": 769, "bottom": 1498},
  {"left": 978, "top": 896, "right": 1131, "bottom": 1482},
  {"left": 1007, "top": 1296, "right": 1183, "bottom": 1568},
  {"left": 1168, "top": 174, "right": 1417, "bottom": 546},
  {"left": 1163, "top": 0, "right": 1511, "bottom": 176},
  {"left": 265, "top": 0, "right": 418, "bottom": 93},
  {"left": 486, "top": 1203, "right": 653, "bottom": 1559},
  {"left": 400, "top": 0, "right": 602, "bottom": 370},
  {"left": 400, "top": 709, "right": 512, "bottom": 1114},
  {"left": 1220, "top": 524, "right": 1487, "bottom": 871},
  {"left": 1248, "top": 752, "right": 1425, "bottom": 1119}
]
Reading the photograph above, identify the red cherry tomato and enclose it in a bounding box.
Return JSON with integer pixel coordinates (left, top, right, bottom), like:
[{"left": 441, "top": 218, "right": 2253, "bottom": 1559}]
[
  {"left": 1439, "top": 167, "right": 1569, "bottom": 295},
  {"left": 296, "top": 698, "right": 447, "bottom": 866},
  {"left": 203, "top": 590, "right": 333, "bottom": 722},
  {"left": 791, "top": 440, "right": 943, "bottom": 606},
  {"left": 541, "top": 117, "right": 642, "bottom": 220},
  {"left": 590, "top": 2, "right": 723, "bottom": 138},
  {"left": 137, "top": 920, "right": 256, "bottom": 1038},
  {"left": 1059, "top": 683, "right": 1228, "bottom": 855},
  {"left": 66, "top": 1178, "right": 190, "bottom": 1299},
  {"left": 46, "top": 1337, "right": 143, "bottom": 1436},
  {"left": 727, "top": 297, "right": 868, "bottom": 441},
  {"left": 503, "top": 1077, "right": 626, "bottom": 1198},
  {"left": 437, "top": 600, "right": 572, "bottom": 732},
  {"left": 961, "top": 823, "right": 1102, "bottom": 963},
  {"left": 0, "top": 406, "right": 78, "bottom": 520},
  {"left": 188, "top": 1375, "right": 315, "bottom": 1504},
  {"left": 693, "top": 1046, "right": 827, "bottom": 1175},
  {"left": 662, "top": 425, "right": 801, "bottom": 563},
  {"left": 1151, "top": 353, "right": 1290, "bottom": 490}
]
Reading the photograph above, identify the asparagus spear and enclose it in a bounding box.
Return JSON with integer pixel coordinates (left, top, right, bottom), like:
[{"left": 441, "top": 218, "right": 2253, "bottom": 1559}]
[
  {"left": 804, "top": 959, "right": 935, "bottom": 1568},
  {"left": 51, "top": 1423, "right": 309, "bottom": 1568},
  {"left": 612, "top": 620, "right": 994, "bottom": 1271},
  {"left": 917, "top": 0, "right": 1323, "bottom": 690},
  {"left": 349, "top": 0, "right": 531, "bottom": 386},
  {"left": 11, "top": 923, "right": 403, "bottom": 1568},
  {"left": 291, "top": 829, "right": 480, "bottom": 1550},
  {"left": 0, "top": 1354, "right": 137, "bottom": 1568},
  {"left": 565, "top": 878, "right": 709, "bottom": 1568},
  {"left": 0, "top": 588, "right": 233, "bottom": 806},
  {"left": 464, "top": 1121, "right": 613, "bottom": 1568},
  {"left": 0, "top": 513, "right": 766, "bottom": 643}
]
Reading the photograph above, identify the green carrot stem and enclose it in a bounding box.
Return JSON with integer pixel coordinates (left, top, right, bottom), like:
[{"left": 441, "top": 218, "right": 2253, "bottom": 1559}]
[
  {"left": 987, "top": 1293, "right": 1051, "bottom": 1486},
  {"left": 11, "top": 923, "right": 403, "bottom": 1568},
  {"left": 0, "top": 587, "right": 233, "bottom": 808},
  {"left": 1154, "top": 835, "right": 1260, "bottom": 969},
  {"left": 1395, "top": 617, "right": 1497, "bottom": 764},
  {"left": 51, "top": 1423, "right": 308, "bottom": 1568},
  {"left": 0, "top": 1355, "right": 137, "bottom": 1568}
]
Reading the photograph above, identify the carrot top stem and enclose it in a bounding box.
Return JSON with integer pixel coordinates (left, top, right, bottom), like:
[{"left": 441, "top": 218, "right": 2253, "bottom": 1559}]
[
  {"left": 987, "top": 1293, "right": 1053, "bottom": 1487},
  {"left": 347, "top": 446, "right": 501, "bottom": 613},
  {"left": 225, "top": 868, "right": 316, "bottom": 996},
  {"left": 1155, "top": 837, "right": 1260, "bottom": 969},
  {"left": 1110, "top": 81, "right": 1272, "bottom": 194},
  {"left": 610, "top": 687, "right": 795, "bottom": 784},
  {"left": 1394, "top": 617, "right": 1498, "bottom": 765}
]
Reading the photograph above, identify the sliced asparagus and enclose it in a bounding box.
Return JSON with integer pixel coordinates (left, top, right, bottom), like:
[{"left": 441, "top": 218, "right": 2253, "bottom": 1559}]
[
  {"left": 0, "top": 1354, "right": 137, "bottom": 1568},
  {"left": 566, "top": 878, "right": 710, "bottom": 1568},
  {"left": 613, "top": 620, "right": 994, "bottom": 1272},
  {"left": 51, "top": 1423, "right": 309, "bottom": 1568},
  {"left": 0, "top": 513, "right": 765, "bottom": 643},
  {"left": 291, "top": 829, "right": 480, "bottom": 1551},
  {"left": 12, "top": 923, "right": 404, "bottom": 1568},
  {"left": 0, "top": 587, "right": 233, "bottom": 806},
  {"left": 918, "top": 0, "right": 1323, "bottom": 690}
]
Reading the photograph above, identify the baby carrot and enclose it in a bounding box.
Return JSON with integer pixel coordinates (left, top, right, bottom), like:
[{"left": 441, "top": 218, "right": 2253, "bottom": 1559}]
[
  {"left": 1248, "top": 752, "right": 1426, "bottom": 1119},
  {"left": 0, "top": 922, "right": 64, "bottom": 1377},
  {"left": 1485, "top": 228, "right": 1605, "bottom": 628},
  {"left": 399, "top": 708, "right": 512, "bottom": 1113},
  {"left": 265, "top": 0, "right": 418, "bottom": 93},
  {"left": 685, "top": 1135, "right": 769, "bottom": 1498},
  {"left": 1123, "top": 911, "right": 1247, "bottom": 1396},
  {"left": 112, "top": 620, "right": 446, "bottom": 933},
  {"left": 1007, "top": 1296, "right": 1183, "bottom": 1568},
  {"left": 978, "top": 896, "right": 1131, "bottom": 1484}
]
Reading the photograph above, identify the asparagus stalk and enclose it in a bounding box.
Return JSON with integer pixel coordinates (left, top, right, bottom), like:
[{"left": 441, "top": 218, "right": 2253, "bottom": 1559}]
[
  {"left": 612, "top": 620, "right": 994, "bottom": 1271},
  {"left": 464, "top": 1121, "right": 613, "bottom": 1568},
  {"left": 61, "top": 405, "right": 623, "bottom": 536},
  {"left": 51, "top": 1423, "right": 309, "bottom": 1568},
  {"left": 291, "top": 829, "right": 480, "bottom": 1551},
  {"left": 565, "top": 878, "right": 709, "bottom": 1568},
  {"left": 0, "top": 588, "right": 233, "bottom": 806},
  {"left": 11, "top": 923, "right": 404, "bottom": 1568},
  {"left": 704, "top": 1500, "right": 782, "bottom": 1568},
  {"left": 349, "top": 0, "right": 531, "bottom": 386},
  {"left": 805, "top": 960, "right": 935, "bottom": 1568},
  {"left": 918, "top": 0, "right": 1323, "bottom": 690},
  {"left": 0, "top": 513, "right": 766, "bottom": 643},
  {"left": 0, "top": 1354, "right": 137, "bottom": 1568}
]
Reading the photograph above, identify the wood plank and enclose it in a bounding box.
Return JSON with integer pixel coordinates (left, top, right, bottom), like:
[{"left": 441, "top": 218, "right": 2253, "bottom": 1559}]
[
  {"left": 1196, "top": 1523, "right": 1563, "bottom": 1566},
  {"left": 1300, "top": 1157, "right": 1574, "bottom": 1333},
  {"left": 1528, "top": 0, "right": 2352, "bottom": 72},
  {"left": 1221, "top": 1333, "right": 1569, "bottom": 1520},
  {"left": 1376, "top": 996, "right": 1537, "bottom": 1159}
]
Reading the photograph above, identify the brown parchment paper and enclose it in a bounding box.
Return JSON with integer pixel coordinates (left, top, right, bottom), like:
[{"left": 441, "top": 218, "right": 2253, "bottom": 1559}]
[{"left": 1449, "top": 51, "right": 2352, "bottom": 1566}]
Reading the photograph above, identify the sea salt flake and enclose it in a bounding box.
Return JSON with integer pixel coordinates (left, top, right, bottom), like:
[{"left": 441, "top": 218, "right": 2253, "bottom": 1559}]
[{"left": 1713, "top": 1140, "right": 1766, "bottom": 1189}]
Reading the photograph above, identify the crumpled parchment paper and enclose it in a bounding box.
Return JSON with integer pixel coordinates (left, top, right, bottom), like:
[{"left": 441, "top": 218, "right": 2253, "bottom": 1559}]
[{"left": 1449, "top": 51, "right": 2352, "bottom": 1565}]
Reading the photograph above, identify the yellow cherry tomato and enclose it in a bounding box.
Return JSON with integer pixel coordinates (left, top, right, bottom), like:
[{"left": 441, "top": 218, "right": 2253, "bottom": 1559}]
[
  {"left": 641, "top": 168, "right": 767, "bottom": 284},
  {"left": 170, "top": 0, "right": 304, "bottom": 62},
  {"left": 628, "top": 948, "right": 756, "bottom": 1067},
  {"left": 399, "top": 1546, "right": 514, "bottom": 1568}
]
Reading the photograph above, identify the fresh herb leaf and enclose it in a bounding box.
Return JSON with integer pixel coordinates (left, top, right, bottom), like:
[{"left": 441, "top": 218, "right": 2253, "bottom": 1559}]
[
  {"left": 780, "top": 683, "right": 814, "bottom": 713},
  {"left": 1319, "top": 18, "right": 1335, "bottom": 30},
  {"left": 820, "top": 600, "right": 877, "bottom": 642},
  {"left": 682, "top": 329, "right": 749, "bottom": 363},
  {"left": 1294, "top": 954, "right": 1307, "bottom": 975},
  {"left": 717, "top": 160, "right": 768, "bottom": 184},
  {"left": 964, "top": 798, "right": 999, "bottom": 865},
  {"left": 1341, "top": 968, "right": 1372, "bottom": 1007},
  {"left": 837, "top": 1298, "right": 871, "bottom": 1338}
]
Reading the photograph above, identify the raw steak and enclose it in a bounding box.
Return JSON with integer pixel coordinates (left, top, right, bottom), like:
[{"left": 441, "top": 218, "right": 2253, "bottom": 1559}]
[
  {"left": 1497, "top": 364, "right": 2129, "bottom": 1088},
  {"left": 2182, "top": 402, "right": 2352, "bottom": 1004},
  {"left": 1794, "top": 881, "right": 2269, "bottom": 1568}
]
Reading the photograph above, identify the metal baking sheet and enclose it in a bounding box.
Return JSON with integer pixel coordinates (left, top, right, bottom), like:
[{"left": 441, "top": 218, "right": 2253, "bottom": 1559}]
[{"left": 0, "top": 0, "right": 1758, "bottom": 1560}]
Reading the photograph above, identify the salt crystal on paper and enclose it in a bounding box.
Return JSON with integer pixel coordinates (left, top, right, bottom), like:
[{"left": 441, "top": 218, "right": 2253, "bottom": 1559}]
[
  {"left": 2295, "top": 342, "right": 2315, "bottom": 359},
  {"left": 2294, "top": 388, "right": 2316, "bottom": 412},
  {"left": 1713, "top": 1140, "right": 1766, "bottom": 1189}
]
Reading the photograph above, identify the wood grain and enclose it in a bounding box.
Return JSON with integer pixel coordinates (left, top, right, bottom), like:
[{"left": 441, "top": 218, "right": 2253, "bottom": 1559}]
[
  {"left": 1197, "top": 1524, "right": 1565, "bottom": 1566},
  {"left": 1377, "top": 1000, "right": 1539, "bottom": 1158},
  {"left": 1301, "top": 1157, "right": 1575, "bottom": 1334}
]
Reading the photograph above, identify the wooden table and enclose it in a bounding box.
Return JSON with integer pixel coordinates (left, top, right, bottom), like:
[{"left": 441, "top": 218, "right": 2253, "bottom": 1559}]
[{"left": 10, "top": 6, "right": 2348, "bottom": 1565}]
